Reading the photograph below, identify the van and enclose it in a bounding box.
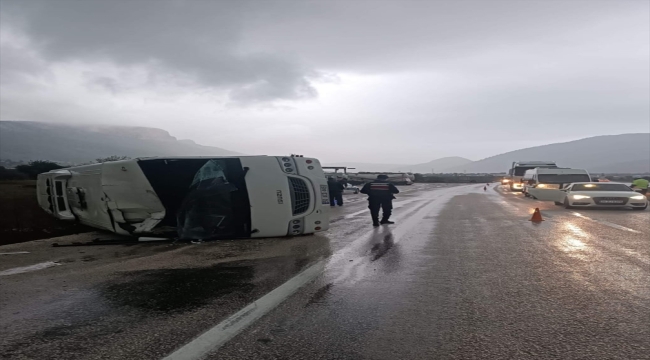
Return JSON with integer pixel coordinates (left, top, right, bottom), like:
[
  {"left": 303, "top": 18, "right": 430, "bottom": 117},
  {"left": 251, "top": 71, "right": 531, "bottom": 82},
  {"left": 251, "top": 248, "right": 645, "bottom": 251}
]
[
  {"left": 37, "top": 156, "right": 330, "bottom": 239},
  {"left": 522, "top": 168, "right": 592, "bottom": 200}
]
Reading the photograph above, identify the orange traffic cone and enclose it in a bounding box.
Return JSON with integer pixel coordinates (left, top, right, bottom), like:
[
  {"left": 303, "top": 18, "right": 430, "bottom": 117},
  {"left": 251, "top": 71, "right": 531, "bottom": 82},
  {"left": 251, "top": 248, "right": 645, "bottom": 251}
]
[{"left": 530, "top": 208, "right": 544, "bottom": 222}]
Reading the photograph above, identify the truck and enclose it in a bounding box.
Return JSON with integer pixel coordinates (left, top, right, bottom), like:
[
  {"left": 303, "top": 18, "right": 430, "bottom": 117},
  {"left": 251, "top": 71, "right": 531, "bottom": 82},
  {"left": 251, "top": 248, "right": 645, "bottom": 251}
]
[
  {"left": 506, "top": 161, "right": 558, "bottom": 191},
  {"left": 37, "top": 156, "right": 330, "bottom": 240}
]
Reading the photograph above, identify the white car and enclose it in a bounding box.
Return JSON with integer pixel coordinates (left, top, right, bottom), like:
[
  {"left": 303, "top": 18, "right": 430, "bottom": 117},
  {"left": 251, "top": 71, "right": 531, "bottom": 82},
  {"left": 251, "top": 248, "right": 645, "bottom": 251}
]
[
  {"left": 343, "top": 184, "right": 360, "bottom": 194},
  {"left": 554, "top": 182, "right": 648, "bottom": 210}
]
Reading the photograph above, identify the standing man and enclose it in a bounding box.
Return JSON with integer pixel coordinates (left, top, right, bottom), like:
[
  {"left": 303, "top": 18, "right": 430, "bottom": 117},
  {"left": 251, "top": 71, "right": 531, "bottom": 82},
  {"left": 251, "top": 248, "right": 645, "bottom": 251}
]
[
  {"left": 327, "top": 177, "right": 345, "bottom": 206},
  {"left": 631, "top": 175, "right": 649, "bottom": 195},
  {"left": 360, "top": 174, "right": 400, "bottom": 227}
]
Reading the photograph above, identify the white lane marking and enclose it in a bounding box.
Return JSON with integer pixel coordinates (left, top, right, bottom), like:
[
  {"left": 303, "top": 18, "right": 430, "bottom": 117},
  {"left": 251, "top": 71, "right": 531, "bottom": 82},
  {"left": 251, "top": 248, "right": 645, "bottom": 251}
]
[
  {"left": 0, "top": 261, "right": 60, "bottom": 276},
  {"left": 162, "top": 185, "right": 470, "bottom": 360},
  {"left": 0, "top": 251, "right": 30, "bottom": 255},
  {"left": 571, "top": 212, "right": 641, "bottom": 233},
  {"left": 162, "top": 260, "right": 326, "bottom": 360}
]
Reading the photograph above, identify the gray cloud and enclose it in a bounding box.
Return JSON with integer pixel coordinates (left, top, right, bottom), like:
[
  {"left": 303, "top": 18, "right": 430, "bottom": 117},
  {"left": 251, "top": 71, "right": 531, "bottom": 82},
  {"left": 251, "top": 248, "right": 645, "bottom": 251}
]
[
  {"left": 0, "top": 0, "right": 648, "bottom": 163},
  {"left": 1, "top": 0, "right": 319, "bottom": 103}
]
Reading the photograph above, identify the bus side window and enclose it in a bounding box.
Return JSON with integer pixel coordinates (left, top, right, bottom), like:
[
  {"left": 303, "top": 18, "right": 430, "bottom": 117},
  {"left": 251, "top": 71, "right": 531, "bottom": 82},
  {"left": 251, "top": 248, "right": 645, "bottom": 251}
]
[{"left": 55, "top": 180, "right": 67, "bottom": 212}]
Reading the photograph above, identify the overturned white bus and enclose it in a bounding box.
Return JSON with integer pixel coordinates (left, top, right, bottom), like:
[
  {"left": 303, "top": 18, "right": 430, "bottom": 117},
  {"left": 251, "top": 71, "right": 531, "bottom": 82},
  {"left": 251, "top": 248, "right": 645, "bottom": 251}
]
[{"left": 37, "top": 156, "right": 330, "bottom": 240}]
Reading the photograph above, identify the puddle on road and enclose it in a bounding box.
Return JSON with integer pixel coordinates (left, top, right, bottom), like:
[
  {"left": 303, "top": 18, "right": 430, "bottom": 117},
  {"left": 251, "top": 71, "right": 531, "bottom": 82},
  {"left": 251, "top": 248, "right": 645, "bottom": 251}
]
[
  {"left": 370, "top": 233, "right": 394, "bottom": 262},
  {"left": 100, "top": 253, "right": 329, "bottom": 313},
  {"left": 101, "top": 263, "right": 257, "bottom": 312}
]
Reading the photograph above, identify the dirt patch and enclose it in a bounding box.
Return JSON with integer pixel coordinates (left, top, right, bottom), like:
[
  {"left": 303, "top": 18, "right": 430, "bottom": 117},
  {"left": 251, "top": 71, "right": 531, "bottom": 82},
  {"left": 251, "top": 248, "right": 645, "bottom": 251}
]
[{"left": 0, "top": 180, "right": 91, "bottom": 246}]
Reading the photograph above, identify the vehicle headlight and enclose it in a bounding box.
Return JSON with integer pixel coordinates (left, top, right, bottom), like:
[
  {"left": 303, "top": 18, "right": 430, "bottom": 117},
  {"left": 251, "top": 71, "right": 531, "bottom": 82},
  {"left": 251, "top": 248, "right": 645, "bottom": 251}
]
[
  {"left": 630, "top": 195, "right": 645, "bottom": 200},
  {"left": 572, "top": 195, "right": 591, "bottom": 200},
  {"left": 537, "top": 184, "right": 546, "bottom": 188}
]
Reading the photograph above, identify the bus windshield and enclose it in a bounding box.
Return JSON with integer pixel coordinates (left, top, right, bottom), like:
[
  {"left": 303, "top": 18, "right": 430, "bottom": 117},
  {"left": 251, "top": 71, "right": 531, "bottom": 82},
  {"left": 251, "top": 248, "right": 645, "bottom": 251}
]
[
  {"left": 513, "top": 166, "right": 536, "bottom": 176},
  {"left": 513, "top": 165, "right": 558, "bottom": 176}
]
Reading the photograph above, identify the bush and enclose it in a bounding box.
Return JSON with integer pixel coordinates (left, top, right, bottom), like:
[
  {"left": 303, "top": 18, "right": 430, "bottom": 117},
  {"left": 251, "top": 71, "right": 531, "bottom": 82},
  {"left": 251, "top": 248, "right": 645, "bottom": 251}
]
[
  {"left": 0, "top": 166, "right": 29, "bottom": 180},
  {"left": 15, "top": 160, "right": 64, "bottom": 179}
]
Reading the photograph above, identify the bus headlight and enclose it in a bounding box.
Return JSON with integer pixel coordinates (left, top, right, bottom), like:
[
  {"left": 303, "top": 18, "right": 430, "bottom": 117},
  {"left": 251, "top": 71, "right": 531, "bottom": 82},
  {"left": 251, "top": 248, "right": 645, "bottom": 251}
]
[
  {"left": 572, "top": 195, "right": 590, "bottom": 200},
  {"left": 288, "top": 218, "right": 304, "bottom": 235}
]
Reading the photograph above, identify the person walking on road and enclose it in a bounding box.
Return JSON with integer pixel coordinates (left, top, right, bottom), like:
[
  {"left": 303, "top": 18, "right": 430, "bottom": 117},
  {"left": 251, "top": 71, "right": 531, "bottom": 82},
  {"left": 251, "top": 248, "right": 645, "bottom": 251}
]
[
  {"left": 360, "top": 174, "right": 399, "bottom": 227},
  {"left": 328, "top": 177, "right": 345, "bottom": 206},
  {"left": 631, "top": 175, "right": 649, "bottom": 195}
]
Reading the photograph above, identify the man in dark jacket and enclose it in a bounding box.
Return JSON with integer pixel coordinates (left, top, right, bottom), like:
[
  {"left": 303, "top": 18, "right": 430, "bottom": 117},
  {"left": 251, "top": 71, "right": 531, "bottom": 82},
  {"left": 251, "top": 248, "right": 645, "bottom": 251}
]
[
  {"left": 327, "top": 177, "right": 345, "bottom": 206},
  {"left": 360, "top": 174, "right": 400, "bottom": 227}
]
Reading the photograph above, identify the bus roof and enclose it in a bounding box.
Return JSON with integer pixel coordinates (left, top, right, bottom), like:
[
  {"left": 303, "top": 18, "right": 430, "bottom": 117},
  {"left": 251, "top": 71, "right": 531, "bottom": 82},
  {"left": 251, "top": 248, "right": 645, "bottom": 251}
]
[
  {"left": 514, "top": 161, "right": 556, "bottom": 165},
  {"left": 525, "top": 168, "right": 589, "bottom": 175}
]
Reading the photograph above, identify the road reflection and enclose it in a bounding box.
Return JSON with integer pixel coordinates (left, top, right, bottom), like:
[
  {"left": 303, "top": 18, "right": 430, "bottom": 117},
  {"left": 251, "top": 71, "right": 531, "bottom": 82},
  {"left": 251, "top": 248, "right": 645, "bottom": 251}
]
[{"left": 557, "top": 222, "right": 590, "bottom": 259}]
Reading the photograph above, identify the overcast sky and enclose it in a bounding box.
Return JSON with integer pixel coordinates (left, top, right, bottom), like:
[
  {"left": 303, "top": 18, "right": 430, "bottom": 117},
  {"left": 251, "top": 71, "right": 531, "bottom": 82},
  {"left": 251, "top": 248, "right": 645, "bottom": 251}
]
[{"left": 1, "top": 0, "right": 648, "bottom": 164}]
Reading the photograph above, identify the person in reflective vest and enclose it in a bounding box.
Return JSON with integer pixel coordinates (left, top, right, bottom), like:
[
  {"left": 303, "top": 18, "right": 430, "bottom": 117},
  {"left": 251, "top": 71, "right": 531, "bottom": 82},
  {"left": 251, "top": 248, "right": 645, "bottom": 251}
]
[
  {"left": 360, "top": 174, "right": 400, "bottom": 227},
  {"left": 631, "top": 175, "right": 649, "bottom": 195}
]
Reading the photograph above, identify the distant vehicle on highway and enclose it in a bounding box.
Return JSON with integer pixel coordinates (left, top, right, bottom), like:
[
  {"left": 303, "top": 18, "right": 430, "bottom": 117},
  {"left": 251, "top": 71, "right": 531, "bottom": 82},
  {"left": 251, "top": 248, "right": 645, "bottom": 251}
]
[
  {"left": 523, "top": 168, "right": 592, "bottom": 197},
  {"left": 36, "top": 156, "right": 331, "bottom": 240},
  {"left": 343, "top": 184, "right": 360, "bottom": 194},
  {"left": 532, "top": 182, "right": 647, "bottom": 210},
  {"left": 348, "top": 172, "right": 413, "bottom": 185},
  {"left": 506, "top": 161, "right": 558, "bottom": 191}
]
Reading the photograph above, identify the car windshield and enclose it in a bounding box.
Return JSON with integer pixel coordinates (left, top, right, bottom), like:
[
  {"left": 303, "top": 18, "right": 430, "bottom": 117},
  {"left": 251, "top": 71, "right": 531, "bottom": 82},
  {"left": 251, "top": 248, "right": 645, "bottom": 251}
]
[
  {"left": 538, "top": 174, "right": 591, "bottom": 183},
  {"left": 571, "top": 183, "right": 632, "bottom": 191}
]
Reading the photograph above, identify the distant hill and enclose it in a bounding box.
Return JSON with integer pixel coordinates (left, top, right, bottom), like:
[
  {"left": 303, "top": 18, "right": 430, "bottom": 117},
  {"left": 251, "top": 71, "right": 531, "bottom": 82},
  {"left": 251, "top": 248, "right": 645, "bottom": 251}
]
[
  {"left": 0, "top": 121, "right": 240, "bottom": 164},
  {"left": 391, "top": 156, "right": 473, "bottom": 173},
  {"left": 445, "top": 133, "right": 650, "bottom": 174}
]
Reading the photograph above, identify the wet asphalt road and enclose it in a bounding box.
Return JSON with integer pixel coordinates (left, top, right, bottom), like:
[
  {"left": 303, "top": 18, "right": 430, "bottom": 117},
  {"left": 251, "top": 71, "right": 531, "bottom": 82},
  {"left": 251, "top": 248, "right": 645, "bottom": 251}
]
[{"left": 1, "top": 184, "right": 648, "bottom": 359}]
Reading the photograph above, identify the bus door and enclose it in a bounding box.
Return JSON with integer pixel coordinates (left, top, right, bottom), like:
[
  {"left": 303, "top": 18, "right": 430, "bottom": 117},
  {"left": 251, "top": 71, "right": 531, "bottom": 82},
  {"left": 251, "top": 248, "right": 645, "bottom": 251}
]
[{"left": 39, "top": 171, "right": 75, "bottom": 220}]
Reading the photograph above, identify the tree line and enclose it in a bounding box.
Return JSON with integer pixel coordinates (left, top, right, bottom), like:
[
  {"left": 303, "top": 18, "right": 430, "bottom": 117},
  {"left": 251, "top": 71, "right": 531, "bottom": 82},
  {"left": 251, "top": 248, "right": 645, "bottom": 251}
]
[{"left": 0, "top": 156, "right": 131, "bottom": 180}]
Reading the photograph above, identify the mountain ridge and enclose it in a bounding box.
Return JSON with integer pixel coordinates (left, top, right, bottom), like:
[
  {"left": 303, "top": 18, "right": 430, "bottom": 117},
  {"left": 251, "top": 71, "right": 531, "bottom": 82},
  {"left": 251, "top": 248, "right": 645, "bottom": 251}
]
[
  {"left": 445, "top": 133, "right": 650, "bottom": 173},
  {"left": 2, "top": 122, "right": 647, "bottom": 173},
  {"left": 0, "top": 121, "right": 240, "bottom": 164},
  {"left": 390, "top": 156, "right": 473, "bottom": 173}
]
